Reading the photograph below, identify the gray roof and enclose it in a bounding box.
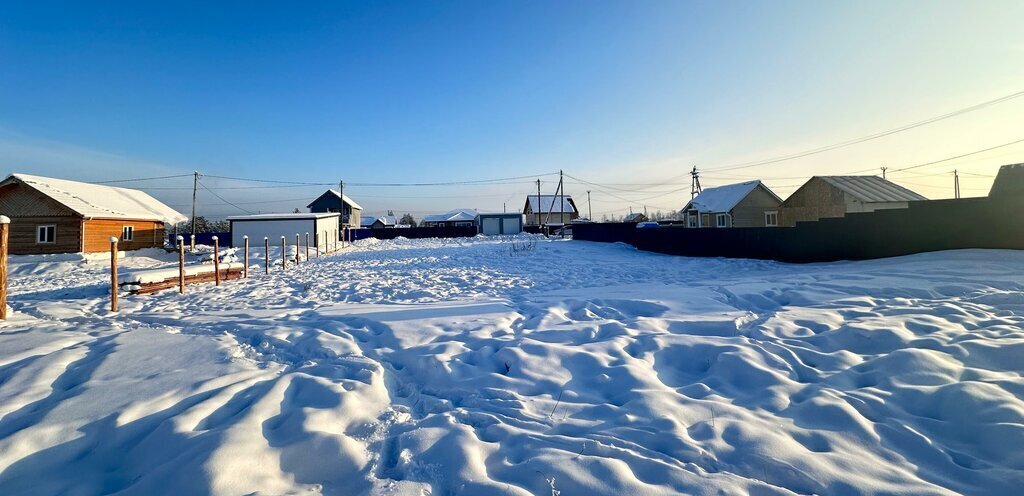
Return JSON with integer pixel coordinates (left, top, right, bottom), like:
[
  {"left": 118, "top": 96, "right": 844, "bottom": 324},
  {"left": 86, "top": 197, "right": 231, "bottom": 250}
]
[
  {"left": 990, "top": 163, "right": 1024, "bottom": 197},
  {"left": 422, "top": 209, "right": 479, "bottom": 223},
  {"left": 817, "top": 176, "right": 928, "bottom": 203}
]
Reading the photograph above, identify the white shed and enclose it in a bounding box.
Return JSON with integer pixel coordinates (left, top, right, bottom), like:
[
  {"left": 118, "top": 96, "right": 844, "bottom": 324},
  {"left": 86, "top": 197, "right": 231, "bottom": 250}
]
[{"left": 228, "top": 213, "right": 340, "bottom": 248}]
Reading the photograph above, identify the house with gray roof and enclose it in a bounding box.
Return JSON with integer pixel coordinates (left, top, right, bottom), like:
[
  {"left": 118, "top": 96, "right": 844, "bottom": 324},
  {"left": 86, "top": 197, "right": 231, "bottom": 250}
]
[
  {"left": 681, "top": 180, "right": 783, "bottom": 228},
  {"left": 524, "top": 195, "right": 578, "bottom": 226},
  {"left": 780, "top": 175, "right": 927, "bottom": 227}
]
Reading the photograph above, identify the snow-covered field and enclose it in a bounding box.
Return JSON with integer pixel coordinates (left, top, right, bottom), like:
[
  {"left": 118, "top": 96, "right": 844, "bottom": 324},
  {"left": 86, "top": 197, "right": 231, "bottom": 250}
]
[{"left": 1, "top": 236, "right": 1023, "bottom": 495}]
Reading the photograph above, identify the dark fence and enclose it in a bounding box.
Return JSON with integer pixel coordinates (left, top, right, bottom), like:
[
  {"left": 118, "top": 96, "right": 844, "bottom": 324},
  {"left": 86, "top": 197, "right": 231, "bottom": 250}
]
[
  {"left": 166, "top": 232, "right": 230, "bottom": 247},
  {"left": 351, "top": 226, "right": 478, "bottom": 241},
  {"left": 573, "top": 196, "right": 1024, "bottom": 263}
]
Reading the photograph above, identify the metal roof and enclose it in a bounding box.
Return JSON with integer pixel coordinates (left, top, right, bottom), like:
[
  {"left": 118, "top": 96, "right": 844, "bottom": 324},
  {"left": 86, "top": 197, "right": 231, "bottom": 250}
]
[
  {"left": 525, "top": 195, "right": 576, "bottom": 214},
  {"left": 817, "top": 176, "right": 928, "bottom": 203},
  {"left": 227, "top": 212, "right": 339, "bottom": 221},
  {"left": 682, "top": 180, "right": 778, "bottom": 213}
]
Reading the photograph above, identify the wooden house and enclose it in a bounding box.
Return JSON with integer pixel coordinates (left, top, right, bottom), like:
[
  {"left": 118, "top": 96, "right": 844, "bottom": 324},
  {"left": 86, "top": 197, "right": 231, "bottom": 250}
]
[
  {"left": 623, "top": 212, "right": 648, "bottom": 223},
  {"left": 779, "top": 176, "right": 927, "bottom": 227},
  {"left": 524, "top": 195, "right": 578, "bottom": 226},
  {"left": 681, "top": 180, "right": 782, "bottom": 228},
  {"left": 360, "top": 212, "right": 398, "bottom": 229},
  {"left": 307, "top": 189, "right": 362, "bottom": 228},
  {"left": 0, "top": 173, "right": 186, "bottom": 254}
]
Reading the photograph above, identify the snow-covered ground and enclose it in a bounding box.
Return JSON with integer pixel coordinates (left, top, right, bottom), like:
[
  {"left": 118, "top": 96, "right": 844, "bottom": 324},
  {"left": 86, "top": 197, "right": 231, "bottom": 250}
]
[{"left": 1, "top": 236, "right": 1023, "bottom": 495}]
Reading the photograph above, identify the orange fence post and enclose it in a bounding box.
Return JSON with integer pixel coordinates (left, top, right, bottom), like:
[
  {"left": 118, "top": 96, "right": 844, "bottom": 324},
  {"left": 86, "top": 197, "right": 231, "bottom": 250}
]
[
  {"left": 243, "top": 235, "right": 249, "bottom": 278},
  {"left": 0, "top": 216, "right": 9, "bottom": 320},
  {"left": 305, "top": 232, "right": 310, "bottom": 261},
  {"left": 110, "top": 237, "right": 119, "bottom": 312},
  {"left": 295, "top": 233, "right": 301, "bottom": 264},
  {"left": 177, "top": 235, "right": 185, "bottom": 294},
  {"left": 212, "top": 236, "right": 221, "bottom": 286}
]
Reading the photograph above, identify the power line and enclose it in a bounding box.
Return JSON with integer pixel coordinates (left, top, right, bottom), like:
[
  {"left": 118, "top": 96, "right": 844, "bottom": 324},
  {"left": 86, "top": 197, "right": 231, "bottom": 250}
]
[
  {"left": 198, "top": 180, "right": 255, "bottom": 214},
  {"left": 701, "top": 88, "right": 1024, "bottom": 173},
  {"left": 92, "top": 174, "right": 194, "bottom": 184},
  {"left": 883, "top": 137, "right": 1024, "bottom": 174}
]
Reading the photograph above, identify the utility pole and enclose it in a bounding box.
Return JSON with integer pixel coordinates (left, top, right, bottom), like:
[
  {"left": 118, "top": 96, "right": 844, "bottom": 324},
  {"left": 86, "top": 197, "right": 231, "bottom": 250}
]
[
  {"left": 561, "top": 170, "right": 569, "bottom": 234},
  {"left": 954, "top": 170, "right": 960, "bottom": 199},
  {"left": 190, "top": 171, "right": 199, "bottom": 248},
  {"left": 690, "top": 166, "right": 702, "bottom": 199},
  {"left": 881, "top": 166, "right": 887, "bottom": 180},
  {"left": 587, "top": 190, "right": 592, "bottom": 221},
  {"left": 503, "top": 202, "right": 506, "bottom": 213},
  {"left": 338, "top": 180, "right": 345, "bottom": 247},
  {"left": 536, "top": 179, "right": 542, "bottom": 226}
]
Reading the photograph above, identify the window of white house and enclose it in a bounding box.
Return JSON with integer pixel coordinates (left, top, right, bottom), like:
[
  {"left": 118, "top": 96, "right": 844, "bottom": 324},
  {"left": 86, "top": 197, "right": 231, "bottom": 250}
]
[
  {"left": 36, "top": 225, "right": 56, "bottom": 244},
  {"left": 687, "top": 215, "right": 697, "bottom": 228},
  {"left": 765, "top": 211, "right": 779, "bottom": 227},
  {"left": 716, "top": 214, "right": 729, "bottom": 228},
  {"left": 122, "top": 226, "right": 134, "bottom": 241}
]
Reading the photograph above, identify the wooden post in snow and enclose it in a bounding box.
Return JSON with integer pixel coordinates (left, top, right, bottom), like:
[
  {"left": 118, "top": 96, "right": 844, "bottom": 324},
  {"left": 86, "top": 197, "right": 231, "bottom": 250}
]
[
  {"left": 110, "top": 237, "right": 119, "bottom": 312},
  {"left": 305, "top": 232, "right": 310, "bottom": 261},
  {"left": 190, "top": 234, "right": 195, "bottom": 252},
  {"left": 264, "top": 237, "right": 269, "bottom": 274},
  {"left": 281, "top": 236, "right": 286, "bottom": 270},
  {"left": 295, "top": 233, "right": 301, "bottom": 264},
  {"left": 177, "top": 235, "right": 185, "bottom": 294},
  {"left": 0, "top": 216, "right": 9, "bottom": 320},
  {"left": 243, "top": 235, "right": 249, "bottom": 278},
  {"left": 212, "top": 236, "right": 221, "bottom": 286}
]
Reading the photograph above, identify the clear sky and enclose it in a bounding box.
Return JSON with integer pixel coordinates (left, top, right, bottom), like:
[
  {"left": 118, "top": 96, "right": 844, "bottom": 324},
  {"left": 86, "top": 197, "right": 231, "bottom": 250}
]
[{"left": 2, "top": 1, "right": 1023, "bottom": 220}]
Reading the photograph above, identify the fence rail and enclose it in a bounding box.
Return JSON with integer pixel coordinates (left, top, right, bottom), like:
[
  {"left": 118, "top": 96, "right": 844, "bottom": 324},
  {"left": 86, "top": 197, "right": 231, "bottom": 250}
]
[{"left": 351, "top": 226, "right": 478, "bottom": 241}]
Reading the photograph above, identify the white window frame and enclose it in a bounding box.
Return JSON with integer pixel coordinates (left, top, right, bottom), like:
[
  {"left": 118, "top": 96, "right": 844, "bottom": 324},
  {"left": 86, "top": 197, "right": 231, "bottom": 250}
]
[
  {"left": 765, "top": 211, "right": 779, "bottom": 227},
  {"left": 122, "top": 225, "right": 134, "bottom": 241},
  {"left": 716, "top": 213, "right": 729, "bottom": 228},
  {"left": 687, "top": 213, "right": 697, "bottom": 228},
  {"left": 36, "top": 224, "right": 56, "bottom": 244}
]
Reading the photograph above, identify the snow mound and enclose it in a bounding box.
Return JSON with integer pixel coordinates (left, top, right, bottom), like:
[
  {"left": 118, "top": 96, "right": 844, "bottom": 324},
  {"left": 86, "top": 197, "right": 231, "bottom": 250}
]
[{"left": 1, "top": 238, "right": 1023, "bottom": 495}]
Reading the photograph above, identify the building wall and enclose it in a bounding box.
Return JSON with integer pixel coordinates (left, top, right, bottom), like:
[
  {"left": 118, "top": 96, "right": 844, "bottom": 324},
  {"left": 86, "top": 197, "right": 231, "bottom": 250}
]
[
  {"left": 731, "top": 186, "right": 783, "bottom": 228},
  {"left": 83, "top": 219, "right": 166, "bottom": 252},
  {"left": 309, "top": 194, "right": 361, "bottom": 227},
  {"left": 779, "top": 178, "right": 849, "bottom": 227},
  {"left": 7, "top": 216, "right": 83, "bottom": 254},
  {"left": 0, "top": 182, "right": 83, "bottom": 253}
]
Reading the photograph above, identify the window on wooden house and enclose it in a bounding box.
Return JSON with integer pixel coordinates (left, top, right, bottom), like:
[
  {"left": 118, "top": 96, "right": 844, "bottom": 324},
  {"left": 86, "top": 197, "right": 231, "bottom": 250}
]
[
  {"left": 36, "top": 225, "right": 56, "bottom": 244},
  {"left": 765, "top": 211, "right": 779, "bottom": 227},
  {"left": 122, "top": 226, "right": 134, "bottom": 241},
  {"left": 716, "top": 214, "right": 729, "bottom": 228},
  {"left": 687, "top": 214, "right": 698, "bottom": 228}
]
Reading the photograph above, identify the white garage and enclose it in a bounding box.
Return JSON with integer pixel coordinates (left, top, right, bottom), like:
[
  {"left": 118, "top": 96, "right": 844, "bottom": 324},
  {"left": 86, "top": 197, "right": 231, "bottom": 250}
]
[
  {"left": 228, "top": 212, "right": 340, "bottom": 248},
  {"left": 478, "top": 213, "right": 524, "bottom": 235}
]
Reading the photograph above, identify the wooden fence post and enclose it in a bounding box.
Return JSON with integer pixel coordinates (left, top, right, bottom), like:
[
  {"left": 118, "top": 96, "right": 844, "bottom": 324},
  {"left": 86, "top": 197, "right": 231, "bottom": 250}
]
[
  {"left": 0, "top": 216, "right": 8, "bottom": 320},
  {"left": 212, "top": 236, "right": 221, "bottom": 286},
  {"left": 190, "top": 234, "right": 195, "bottom": 252},
  {"left": 295, "top": 233, "right": 301, "bottom": 264},
  {"left": 305, "top": 232, "right": 310, "bottom": 261},
  {"left": 281, "top": 236, "right": 286, "bottom": 270},
  {"left": 264, "top": 237, "right": 269, "bottom": 274},
  {"left": 323, "top": 230, "right": 328, "bottom": 253},
  {"left": 177, "top": 235, "right": 185, "bottom": 294},
  {"left": 110, "top": 237, "right": 118, "bottom": 312},
  {"left": 243, "top": 235, "right": 249, "bottom": 278}
]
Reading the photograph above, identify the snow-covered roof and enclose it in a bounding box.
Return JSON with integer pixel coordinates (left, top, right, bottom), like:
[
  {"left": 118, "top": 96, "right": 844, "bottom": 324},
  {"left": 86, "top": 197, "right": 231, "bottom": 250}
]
[
  {"left": 306, "top": 189, "right": 363, "bottom": 210},
  {"left": 422, "top": 209, "right": 479, "bottom": 223},
  {"left": 525, "top": 195, "right": 576, "bottom": 214},
  {"left": 360, "top": 214, "right": 398, "bottom": 227},
  {"left": 683, "top": 180, "right": 775, "bottom": 213},
  {"left": 227, "top": 212, "right": 338, "bottom": 221},
  {"left": 624, "top": 213, "right": 646, "bottom": 222},
  {"left": 817, "top": 176, "right": 928, "bottom": 203},
  {"left": 4, "top": 173, "right": 187, "bottom": 224}
]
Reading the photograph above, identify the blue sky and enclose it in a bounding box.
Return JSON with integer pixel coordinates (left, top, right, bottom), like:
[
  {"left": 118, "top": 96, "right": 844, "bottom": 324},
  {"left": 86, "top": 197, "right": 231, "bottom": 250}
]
[{"left": 2, "top": 1, "right": 1023, "bottom": 219}]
